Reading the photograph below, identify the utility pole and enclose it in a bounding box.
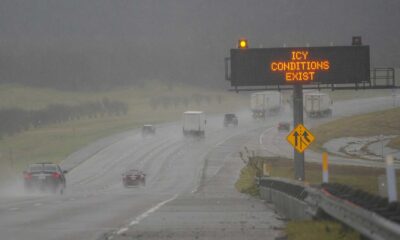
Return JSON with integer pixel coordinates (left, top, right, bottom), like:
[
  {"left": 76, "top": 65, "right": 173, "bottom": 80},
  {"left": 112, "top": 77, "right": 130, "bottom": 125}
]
[{"left": 293, "top": 85, "right": 305, "bottom": 181}]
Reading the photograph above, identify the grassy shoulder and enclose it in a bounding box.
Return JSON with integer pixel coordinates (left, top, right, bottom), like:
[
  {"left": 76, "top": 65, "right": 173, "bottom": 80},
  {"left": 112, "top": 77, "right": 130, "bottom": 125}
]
[
  {"left": 286, "top": 220, "right": 359, "bottom": 240},
  {"left": 0, "top": 82, "right": 248, "bottom": 183},
  {"left": 310, "top": 107, "right": 400, "bottom": 153}
]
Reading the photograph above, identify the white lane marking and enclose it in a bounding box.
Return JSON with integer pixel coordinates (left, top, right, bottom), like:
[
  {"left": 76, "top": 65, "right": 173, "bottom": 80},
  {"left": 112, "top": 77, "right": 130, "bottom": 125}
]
[
  {"left": 259, "top": 127, "right": 274, "bottom": 145},
  {"left": 9, "top": 207, "right": 19, "bottom": 211},
  {"left": 115, "top": 194, "right": 178, "bottom": 236},
  {"left": 215, "top": 133, "right": 239, "bottom": 147},
  {"left": 34, "top": 203, "right": 42, "bottom": 207},
  {"left": 116, "top": 227, "right": 129, "bottom": 235},
  {"left": 128, "top": 194, "right": 178, "bottom": 226}
]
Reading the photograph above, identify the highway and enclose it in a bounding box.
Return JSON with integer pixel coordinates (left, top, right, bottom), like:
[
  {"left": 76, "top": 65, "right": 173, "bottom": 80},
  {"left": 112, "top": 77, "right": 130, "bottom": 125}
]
[
  {"left": 0, "top": 95, "right": 397, "bottom": 240},
  {"left": 0, "top": 110, "right": 284, "bottom": 240}
]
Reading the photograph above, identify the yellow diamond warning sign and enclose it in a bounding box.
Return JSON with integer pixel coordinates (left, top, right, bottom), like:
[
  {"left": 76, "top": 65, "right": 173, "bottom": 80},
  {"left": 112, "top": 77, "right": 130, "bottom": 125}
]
[{"left": 286, "top": 124, "right": 315, "bottom": 153}]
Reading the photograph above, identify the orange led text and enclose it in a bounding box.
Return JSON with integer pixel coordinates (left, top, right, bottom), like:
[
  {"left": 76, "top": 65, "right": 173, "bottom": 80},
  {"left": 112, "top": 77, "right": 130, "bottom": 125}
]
[{"left": 270, "top": 51, "right": 330, "bottom": 82}]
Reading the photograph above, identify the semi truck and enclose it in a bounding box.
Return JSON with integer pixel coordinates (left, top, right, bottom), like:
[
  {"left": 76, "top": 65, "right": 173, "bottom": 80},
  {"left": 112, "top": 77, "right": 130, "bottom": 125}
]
[
  {"left": 182, "top": 111, "right": 206, "bottom": 137},
  {"left": 303, "top": 92, "right": 333, "bottom": 118},
  {"left": 250, "top": 91, "right": 282, "bottom": 119}
]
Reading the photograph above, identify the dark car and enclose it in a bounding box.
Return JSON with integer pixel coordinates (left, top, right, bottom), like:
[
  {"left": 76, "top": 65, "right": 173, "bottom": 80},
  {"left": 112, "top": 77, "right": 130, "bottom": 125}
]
[
  {"left": 224, "top": 113, "right": 238, "bottom": 127},
  {"left": 23, "top": 163, "right": 67, "bottom": 194},
  {"left": 278, "top": 122, "right": 290, "bottom": 131},
  {"left": 141, "top": 125, "right": 156, "bottom": 137},
  {"left": 122, "top": 169, "right": 146, "bottom": 187}
]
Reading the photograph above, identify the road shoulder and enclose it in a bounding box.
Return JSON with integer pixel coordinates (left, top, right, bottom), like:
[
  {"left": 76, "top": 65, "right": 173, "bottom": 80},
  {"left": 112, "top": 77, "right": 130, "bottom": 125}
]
[{"left": 112, "top": 129, "right": 284, "bottom": 240}]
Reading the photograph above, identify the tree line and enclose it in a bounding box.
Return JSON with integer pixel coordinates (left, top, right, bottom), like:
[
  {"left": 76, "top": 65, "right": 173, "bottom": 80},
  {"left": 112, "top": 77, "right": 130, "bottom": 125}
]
[
  {"left": 149, "top": 94, "right": 224, "bottom": 110},
  {"left": 0, "top": 98, "right": 128, "bottom": 139}
]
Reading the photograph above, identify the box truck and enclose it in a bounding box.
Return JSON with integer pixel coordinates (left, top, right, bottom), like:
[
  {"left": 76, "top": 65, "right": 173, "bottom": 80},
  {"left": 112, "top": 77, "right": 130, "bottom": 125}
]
[{"left": 182, "top": 111, "right": 206, "bottom": 137}]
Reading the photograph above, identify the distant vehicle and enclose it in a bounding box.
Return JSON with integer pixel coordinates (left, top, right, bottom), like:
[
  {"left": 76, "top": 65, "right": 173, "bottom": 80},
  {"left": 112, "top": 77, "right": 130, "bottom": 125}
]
[
  {"left": 278, "top": 122, "right": 290, "bottom": 131},
  {"left": 23, "top": 163, "right": 67, "bottom": 194},
  {"left": 250, "top": 91, "right": 282, "bottom": 119},
  {"left": 224, "top": 113, "right": 238, "bottom": 127},
  {"left": 182, "top": 111, "right": 206, "bottom": 137},
  {"left": 304, "top": 92, "right": 333, "bottom": 118},
  {"left": 122, "top": 169, "right": 146, "bottom": 187},
  {"left": 142, "top": 125, "right": 156, "bottom": 137}
]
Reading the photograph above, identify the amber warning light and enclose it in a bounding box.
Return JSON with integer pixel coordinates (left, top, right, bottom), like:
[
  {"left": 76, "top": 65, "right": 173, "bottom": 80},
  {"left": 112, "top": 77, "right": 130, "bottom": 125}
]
[
  {"left": 270, "top": 51, "right": 330, "bottom": 82},
  {"left": 238, "top": 39, "right": 248, "bottom": 49}
]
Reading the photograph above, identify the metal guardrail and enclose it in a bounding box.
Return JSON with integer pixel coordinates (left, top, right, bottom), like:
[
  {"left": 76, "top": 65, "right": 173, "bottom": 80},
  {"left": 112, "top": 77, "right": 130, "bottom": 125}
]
[
  {"left": 258, "top": 177, "right": 400, "bottom": 240},
  {"left": 258, "top": 177, "right": 308, "bottom": 200},
  {"left": 258, "top": 177, "right": 316, "bottom": 220}
]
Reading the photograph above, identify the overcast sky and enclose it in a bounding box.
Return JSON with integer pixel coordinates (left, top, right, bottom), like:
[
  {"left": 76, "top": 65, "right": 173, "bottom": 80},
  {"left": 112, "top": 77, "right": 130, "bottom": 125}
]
[{"left": 0, "top": 0, "right": 399, "bottom": 88}]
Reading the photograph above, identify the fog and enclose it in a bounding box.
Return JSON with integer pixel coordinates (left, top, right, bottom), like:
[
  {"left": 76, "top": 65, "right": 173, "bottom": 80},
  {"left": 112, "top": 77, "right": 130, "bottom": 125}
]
[{"left": 0, "top": 0, "right": 399, "bottom": 90}]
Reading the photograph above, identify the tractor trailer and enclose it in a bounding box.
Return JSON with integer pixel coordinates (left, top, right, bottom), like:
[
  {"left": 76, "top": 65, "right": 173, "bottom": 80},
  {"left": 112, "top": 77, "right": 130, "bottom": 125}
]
[
  {"left": 250, "top": 91, "right": 282, "bottom": 119},
  {"left": 303, "top": 92, "right": 333, "bottom": 118}
]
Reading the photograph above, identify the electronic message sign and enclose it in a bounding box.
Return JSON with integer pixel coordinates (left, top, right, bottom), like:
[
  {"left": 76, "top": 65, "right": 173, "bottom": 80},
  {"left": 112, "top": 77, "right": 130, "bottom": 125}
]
[{"left": 230, "top": 46, "right": 370, "bottom": 86}]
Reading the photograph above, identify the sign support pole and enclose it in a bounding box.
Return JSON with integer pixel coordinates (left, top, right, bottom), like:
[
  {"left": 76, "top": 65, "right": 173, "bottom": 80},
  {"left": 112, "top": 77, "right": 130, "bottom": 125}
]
[{"left": 293, "top": 84, "right": 305, "bottom": 181}]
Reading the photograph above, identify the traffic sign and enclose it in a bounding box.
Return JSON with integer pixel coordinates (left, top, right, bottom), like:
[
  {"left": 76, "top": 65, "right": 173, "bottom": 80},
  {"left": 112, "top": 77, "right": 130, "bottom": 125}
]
[
  {"left": 286, "top": 124, "right": 315, "bottom": 153},
  {"left": 229, "top": 46, "right": 370, "bottom": 87}
]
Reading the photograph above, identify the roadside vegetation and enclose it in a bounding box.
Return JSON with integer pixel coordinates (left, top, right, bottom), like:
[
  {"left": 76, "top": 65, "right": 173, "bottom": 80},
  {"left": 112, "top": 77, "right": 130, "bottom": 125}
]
[
  {"left": 286, "top": 220, "right": 359, "bottom": 240},
  {"left": 310, "top": 107, "right": 400, "bottom": 153},
  {"left": 235, "top": 165, "right": 259, "bottom": 196},
  {"left": 326, "top": 89, "right": 394, "bottom": 101},
  {"left": 0, "top": 82, "right": 248, "bottom": 184}
]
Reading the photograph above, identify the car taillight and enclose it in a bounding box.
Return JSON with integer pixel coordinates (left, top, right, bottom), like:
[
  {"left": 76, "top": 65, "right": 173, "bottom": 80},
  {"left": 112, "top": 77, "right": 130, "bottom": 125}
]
[
  {"left": 23, "top": 172, "right": 32, "bottom": 180},
  {"left": 52, "top": 172, "right": 61, "bottom": 179}
]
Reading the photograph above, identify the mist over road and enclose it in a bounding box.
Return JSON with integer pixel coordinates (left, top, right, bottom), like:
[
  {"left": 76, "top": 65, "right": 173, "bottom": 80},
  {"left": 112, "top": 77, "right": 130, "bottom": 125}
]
[{"left": 0, "top": 95, "right": 396, "bottom": 239}]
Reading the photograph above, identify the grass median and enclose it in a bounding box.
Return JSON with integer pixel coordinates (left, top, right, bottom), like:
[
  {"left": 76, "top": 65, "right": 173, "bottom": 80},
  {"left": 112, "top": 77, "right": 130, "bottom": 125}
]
[{"left": 310, "top": 107, "right": 400, "bottom": 153}]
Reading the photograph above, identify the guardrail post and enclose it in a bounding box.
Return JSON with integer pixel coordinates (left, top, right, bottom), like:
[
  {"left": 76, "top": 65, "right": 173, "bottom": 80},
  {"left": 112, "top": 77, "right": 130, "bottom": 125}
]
[
  {"left": 322, "top": 152, "right": 329, "bottom": 183},
  {"left": 386, "top": 155, "right": 398, "bottom": 202}
]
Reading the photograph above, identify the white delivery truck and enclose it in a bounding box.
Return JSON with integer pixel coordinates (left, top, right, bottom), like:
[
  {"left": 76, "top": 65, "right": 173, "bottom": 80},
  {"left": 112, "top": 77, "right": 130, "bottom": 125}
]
[
  {"left": 303, "top": 92, "right": 333, "bottom": 118},
  {"left": 182, "top": 111, "right": 206, "bottom": 137},
  {"left": 250, "top": 91, "right": 282, "bottom": 119}
]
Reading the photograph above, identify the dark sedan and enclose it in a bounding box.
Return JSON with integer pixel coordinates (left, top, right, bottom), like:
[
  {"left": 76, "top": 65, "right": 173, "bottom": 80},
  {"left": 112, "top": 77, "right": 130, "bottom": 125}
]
[
  {"left": 122, "top": 169, "right": 146, "bottom": 187},
  {"left": 142, "top": 125, "right": 156, "bottom": 137},
  {"left": 223, "top": 113, "right": 238, "bottom": 127},
  {"left": 278, "top": 122, "right": 290, "bottom": 131},
  {"left": 23, "top": 163, "right": 67, "bottom": 194}
]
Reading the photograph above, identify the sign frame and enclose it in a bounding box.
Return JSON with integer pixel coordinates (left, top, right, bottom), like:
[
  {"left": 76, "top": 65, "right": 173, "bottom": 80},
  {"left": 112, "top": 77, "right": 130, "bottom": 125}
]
[{"left": 229, "top": 45, "right": 370, "bottom": 87}]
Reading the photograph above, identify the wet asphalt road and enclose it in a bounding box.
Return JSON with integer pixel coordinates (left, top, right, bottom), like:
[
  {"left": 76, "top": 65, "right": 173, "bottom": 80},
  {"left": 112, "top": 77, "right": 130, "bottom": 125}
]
[
  {"left": 0, "top": 110, "right": 282, "bottom": 240},
  {"left": 0, "top": 95, "right": 396, "bottom": 240}
]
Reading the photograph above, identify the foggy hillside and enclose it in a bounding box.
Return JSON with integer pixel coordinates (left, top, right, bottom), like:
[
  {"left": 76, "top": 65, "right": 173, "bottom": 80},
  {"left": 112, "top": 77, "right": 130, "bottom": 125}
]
[{"left": 0, "top": 0, "right": 399, "bottom": 90}]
